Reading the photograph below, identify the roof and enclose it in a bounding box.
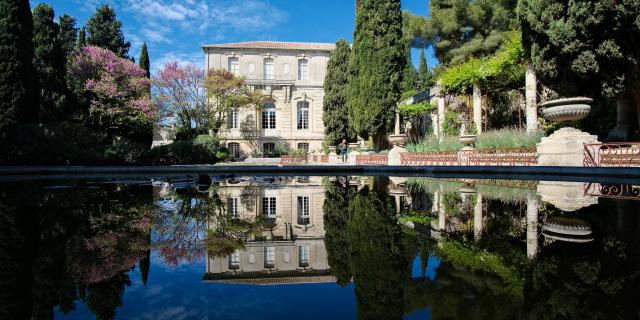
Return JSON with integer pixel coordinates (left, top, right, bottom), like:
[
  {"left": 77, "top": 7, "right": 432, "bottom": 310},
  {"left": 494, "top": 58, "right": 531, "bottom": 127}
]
[{"left": 203, "top": 41, "right": 335, "bottom": 51}]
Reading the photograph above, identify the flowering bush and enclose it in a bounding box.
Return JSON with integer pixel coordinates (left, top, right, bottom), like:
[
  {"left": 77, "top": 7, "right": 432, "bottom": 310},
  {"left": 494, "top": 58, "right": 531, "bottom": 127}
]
[{"left": 68, "top": 46, "right": 155, "bottom": 124}]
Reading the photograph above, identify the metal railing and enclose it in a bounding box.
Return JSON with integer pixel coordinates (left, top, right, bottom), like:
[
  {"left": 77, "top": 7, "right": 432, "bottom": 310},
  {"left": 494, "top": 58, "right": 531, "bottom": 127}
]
[
  {"left": 583, "top": 142, "right": 640, "bottom": 167},
  {"left": 584, "top": 182, "right": 640, "bottom": 200},
  {"left": 280, "top": 155, "right": 308, "bottom": 165}
]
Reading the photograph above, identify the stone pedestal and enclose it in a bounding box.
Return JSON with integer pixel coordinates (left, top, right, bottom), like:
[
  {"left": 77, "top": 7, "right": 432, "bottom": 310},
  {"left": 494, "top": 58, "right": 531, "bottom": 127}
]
[
  {"left": 526, "top": 195, "right": 539, "bottom": 260},
  {"left": 537, "top": 181, "right": 598, "bottom": 212},
  {"left": 537, "top": 127, "right": 599, "bottom": 166},
  {"left": 388, "top": 145, "right": 405, "bottom": 166}
]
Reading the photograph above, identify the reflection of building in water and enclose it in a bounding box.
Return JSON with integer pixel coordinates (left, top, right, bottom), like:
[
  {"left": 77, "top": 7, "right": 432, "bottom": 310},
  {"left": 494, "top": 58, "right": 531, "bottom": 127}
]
[{"left": 204, "top": 177, "right": 334, "bottom": 284}]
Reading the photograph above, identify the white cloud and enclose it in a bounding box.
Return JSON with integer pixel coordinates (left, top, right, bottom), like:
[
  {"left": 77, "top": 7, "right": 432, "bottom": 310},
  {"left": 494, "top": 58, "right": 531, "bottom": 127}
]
[{"left": 152, "top": 51, "right": 204, "bottom": 74}]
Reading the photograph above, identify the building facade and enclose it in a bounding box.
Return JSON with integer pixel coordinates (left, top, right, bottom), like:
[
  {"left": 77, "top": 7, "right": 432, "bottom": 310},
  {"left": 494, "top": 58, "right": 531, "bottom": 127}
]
[{"left": 202, "top": 41, "right": 334, "bottom": 159}]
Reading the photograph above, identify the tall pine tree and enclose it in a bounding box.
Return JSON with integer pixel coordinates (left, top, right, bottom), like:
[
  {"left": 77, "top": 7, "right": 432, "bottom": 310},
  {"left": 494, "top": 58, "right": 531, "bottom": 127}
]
[
  {"left": 347, "top": 0, "right": 405, "bottom": 149},
  {"left": 86, "top": 5, "right": 130, "bottom": 58},
  {"left": 323, "top": 39, "right": 354, "bottom": 146},
  {"left": 76, "top": 26, "right": 86, "bottom": 50},
  {"left": 0, "top": 0, "right": 38, "bottom": 133},
  {"left": 417, "top": 47, "right": 431, "bottom": 91},
  {"left": 58, "top": 14, "right": 77, "bottom": 60},
  {"left": 138, "top": 42, "right": 150, "bottom": 96},
  {"left": 32, "top": 3, "right": 67, "bottom": 123}
]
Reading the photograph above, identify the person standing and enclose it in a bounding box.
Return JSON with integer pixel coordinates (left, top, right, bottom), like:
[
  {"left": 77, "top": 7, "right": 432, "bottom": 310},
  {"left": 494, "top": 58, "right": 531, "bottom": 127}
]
[{"left": 339, "top": 139, "right": 348, "bottom": 162}]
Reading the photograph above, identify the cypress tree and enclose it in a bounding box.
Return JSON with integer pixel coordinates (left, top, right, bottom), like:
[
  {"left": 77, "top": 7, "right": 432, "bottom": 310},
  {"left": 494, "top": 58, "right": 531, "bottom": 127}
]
[
  {"left": 76, "top": 26, "right": 86, "bottom": 50},
  {"left": 86, "top": 5, "right": 130, "bottom": 58},
  {"left": 138, "top": 42, "right": 151, "bottom": 96},
  {"left": 58, "top": 14, "right": 77, "bottom": 60},
  {"left": 347, "top": 0, "right": 405, "bottom": 149},
  {"left": 323, "top": 39, "right": 354, "bottom": 146},
  {"left": 32, "top": 3, "right": 67, "bottom": 122},
  {"left": 400, "top": 44, "right": 418, "bottom": 93},
  {"left": 0, "top": 0, "right": 39, "bottom": 133},
  {"left": 417, "top": 47, "right": 431, "bottom": 91}
]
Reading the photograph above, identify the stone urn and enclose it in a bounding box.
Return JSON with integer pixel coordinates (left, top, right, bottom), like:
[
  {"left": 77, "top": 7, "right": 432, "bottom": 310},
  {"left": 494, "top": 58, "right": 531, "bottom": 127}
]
[
  {"left": 328, "top": 146, "right": 337, "bottom": 155},
  {"left": 388, "top": 133, "right": 408, "bottom": 147},
  {"left": 348, "top": 143, "right": 360, "bottom": 150},
  {"left": 537, "top": 97, "right": 599, "bottom": 166},
  {"left": 541, "top": 97, "right": 592, "bottom": 122},
  {"left": 459, "top": 134, "right": 477, "bottom": 151},
  {"left": 542, "top": 216, "right": 593, "bottom": 243}
]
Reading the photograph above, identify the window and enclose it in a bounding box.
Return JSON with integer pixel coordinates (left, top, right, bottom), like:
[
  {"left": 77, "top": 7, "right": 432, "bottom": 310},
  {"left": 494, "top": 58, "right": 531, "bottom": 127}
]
[
  {"left": 297, "top": 196, "right": 309, "bottom": 225},
  {"left": 263, "top": 142, "right": 275, "bottom": 156},
  {"left": 263, "top": 58, "right": 274, "bottom": 80},
  {"left": 228, "top": 57, "right": 239, "bottom": 75},
  {"left": 261, "top": 103, "right": 276, "bottom": 129},
  {"left": 228, "top": 142, "right": 240, "bottom": 159},
  {"left": 228, "top": 197, "right": 239, "bottom": 218},
  {"left": 229, "top": 250, "right": 240, "bottom": 269},
  {"left": 228, "top": 108, "right": 239, "bottom": 129},
  {"left": 299, "top": 245, "right": 309, "bottom": 267},
  {"left": 265, "top": 246, "right": 276, "bottom": 268},
  {"left": 298, "top": 59, "right": 309, "bottom": 80},
  {"left": 297, "top": 101, "right": 309, "bottom": 130},
  {"left": 262, "top": 197, "right": 276, "bottom": 218},
  {"left": 297, "top": 142, "right": 309, "bottom": 153}
]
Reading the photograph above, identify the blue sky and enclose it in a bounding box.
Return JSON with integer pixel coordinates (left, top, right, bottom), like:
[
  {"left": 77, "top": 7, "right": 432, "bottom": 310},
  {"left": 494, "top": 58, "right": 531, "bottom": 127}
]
[{"left": 33, "top": 0, "right": 436, "bottom": 75}]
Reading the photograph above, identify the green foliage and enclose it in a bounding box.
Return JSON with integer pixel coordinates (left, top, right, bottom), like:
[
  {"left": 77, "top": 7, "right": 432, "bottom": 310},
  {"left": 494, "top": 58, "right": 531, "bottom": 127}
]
[
  {"left": 323, "top": 178, "right": 356, "bottom": 286},
  {"left": 439, "top": 32, "right": 525, "bottom": 95},
  {"left": 323, "top": 39, "right": 354, "bottom": 145},
  {"left": 437, "top": 240, "right": 524, "bottom": 295},
  {"left": 138, "top": 43, "right": 150, "bottom": 79},
  {"left": 86, "top": 5, "right": 130, "bottom": 58},
  {"left": 57, "top": 14, "right": 77, "bottom": 61},
  {"left": 401, "top": 44, "right": 418, "bottom": 93},
  {"left": 519, "top": 0, "right": 640, "bottom": 101},
  {"left": 32, "top": 3, "right": 68, "bottom": 123},
  {"left": 442, "top": 110, "right": 461, "bottom": 136},
  {"left": 0, "top": 0, "right": 39, "bottom": 134},
  {"left": 142, "top": 136, "right": 221, "bottom": 165},
  {"left": 399, "top": 211, "right": 433, "bottom": 225},
  {"left": 401, "top": 89, "right": 418, "bottom": 101},
  {"left": 399, "top": 102, "right": 435, "bottom": 118},
  {"left": 405, "top": 134, "right": 463, "bottom": 152},
  {"left": 475, "top": 128, "right": 543, "bottom": 149},
  {"left": 76, "top": 26, "right": 86, "bottom": 50},
  {"left": 348, "top": 0, "right": 405, "bottom": 147}
]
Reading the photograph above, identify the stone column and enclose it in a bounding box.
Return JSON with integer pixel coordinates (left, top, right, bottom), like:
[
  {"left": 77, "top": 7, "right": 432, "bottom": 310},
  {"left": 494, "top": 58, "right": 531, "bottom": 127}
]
[
  {"left": 608, "top": 92, "right": 637, "bottom": 141},
  {"left": 525, "top": 63, "right": 538, "bottom": 132},
  {"left": 526, "top": 194, "right": 539, "bottom": 260},
  {"left": 438, "top": 187, "right": 446, "bottom": 231},
  {"left": 474, "top": 194, "right": 483, "bottom": 242},
  {"left": 472, "top": 82, "right": 482, "bottom": 134}
]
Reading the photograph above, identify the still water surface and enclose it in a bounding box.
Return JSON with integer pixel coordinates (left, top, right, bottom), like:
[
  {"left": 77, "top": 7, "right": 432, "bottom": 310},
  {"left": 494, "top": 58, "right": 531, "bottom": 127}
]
[{"left": 1, "top": 176, "right": 639, "bottom": 319}]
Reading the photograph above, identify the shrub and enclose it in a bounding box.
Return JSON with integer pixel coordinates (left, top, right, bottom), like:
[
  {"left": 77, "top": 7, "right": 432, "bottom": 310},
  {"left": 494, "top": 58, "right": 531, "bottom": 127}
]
[
  {"left": 406, "top": 135, "right": 463, "bottom": 152},
  {"left": 475, "top": 129, "right": 544, "bottom": 149},
  {"left": 143, "top": 136, "right": 221, "bottom": 165},
  {"left": 442, "top": 110, "right": 461, "bottom": 136}
]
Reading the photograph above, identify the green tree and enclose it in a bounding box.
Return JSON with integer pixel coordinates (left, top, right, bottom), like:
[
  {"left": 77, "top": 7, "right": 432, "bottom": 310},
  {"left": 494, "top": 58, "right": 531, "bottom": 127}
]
[
  {"left": 32, "top": 3, "right": 67, "bottom": 123},
  {"left": 323, "top": 177, "right": 355, "bottom": 286},
  {"left": 348, "top": 0, "right": 406, "bottom": 149},
  {"left": 76, "top": 26, "right": 86, "bottom": 50},
  {"left": 417, "top": 47, "right": 431, "bottom": 91},
  {"left": 403, "top": 0, "right": 518, "bottom": 66},
  {"left": 322, "top": 39, "right": 354, "bottom": 145},
  {"left": 400, "top": 44, "right": 418, "bottom": 93},
  {"left": 138, "top": 42, "right": 150, "bottom": 96},
  {"left": 58, "top": 14, "right": 77, "bottom": 60},
  {"left": 0, "top": 0, "right": 38, "bottom": 133},
  {"left": 519, "top": 0, "right": 640, "bottom": 138},
  {"left": 86, "top": 5, "right": 130, "bottom": 58}
]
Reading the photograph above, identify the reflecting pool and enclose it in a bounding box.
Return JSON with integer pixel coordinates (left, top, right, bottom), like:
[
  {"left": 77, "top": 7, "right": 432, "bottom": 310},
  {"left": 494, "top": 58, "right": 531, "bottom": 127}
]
[{"left": 1, "top": 176, "right": 639, "bottom": 319}]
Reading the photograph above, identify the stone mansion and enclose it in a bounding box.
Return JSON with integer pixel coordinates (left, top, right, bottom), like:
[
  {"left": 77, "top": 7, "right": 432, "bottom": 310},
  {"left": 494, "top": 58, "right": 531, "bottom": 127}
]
[{"left": 202, "top": 41, "right": 335, "bottom": 159}]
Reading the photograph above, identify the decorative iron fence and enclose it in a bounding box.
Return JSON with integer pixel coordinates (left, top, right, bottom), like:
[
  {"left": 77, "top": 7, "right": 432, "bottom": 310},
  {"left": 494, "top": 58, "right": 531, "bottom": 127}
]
[
  {"left": 584, "top": 182, "right": 640, "bottom": 200},
  {"left": 309, "top": 154, "right": 329, "bottom": 163},
  {"left": 584, "top": 142, "right": 640, "bottom": 167},
  {"left": 356, "top": 154, "right": 388, "bottom": 165},
  {"left": 280, "top": 155, "right": 307, "bottom": 165},
  {"left": 401, "top": 148, "right": 537, "bottom": 166}
]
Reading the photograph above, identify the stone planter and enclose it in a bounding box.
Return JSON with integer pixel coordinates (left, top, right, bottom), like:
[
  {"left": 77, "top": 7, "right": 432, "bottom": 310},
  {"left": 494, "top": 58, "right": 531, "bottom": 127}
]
[
  {"left": 388, "top": 133, "right": 408, "bottom": 147},
  {"left": 459, "top": 134, "right": 477, "bottom": 151},
  {"left": 541, "top": 97, "right": 592, "bottom": 122},
  {"left": 328, "top": 146, "right": 337, "bottom": 155},
  {"left": 348, "top": 143, "right": 360, "bottom": 150},
  {"left": 537, "top": 97, "right": 599, "bottom": 166},
  {"left": 542, "top": 216, "right": 593, "bottom": 243}
]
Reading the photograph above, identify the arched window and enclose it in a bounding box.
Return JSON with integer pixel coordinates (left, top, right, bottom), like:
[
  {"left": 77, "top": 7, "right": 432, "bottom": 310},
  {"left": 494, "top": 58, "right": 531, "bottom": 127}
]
[
  {"left": 297, "top": 101, "right": 309, "bottom": 130},
  {"left": 228, "top": 142, "right": 240, "bottom": 159},
  {"left": 262, "top": 102, "right": 276, "bottom": 129},
  {"left": 228, "top": 57, "right": 239, "bottom": 75},
  {"left": 298, "top": 59, "right": 309, "bottom": 80},
  {"left": 263, "top": 58, "right": 274, "bottom": 80}
]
